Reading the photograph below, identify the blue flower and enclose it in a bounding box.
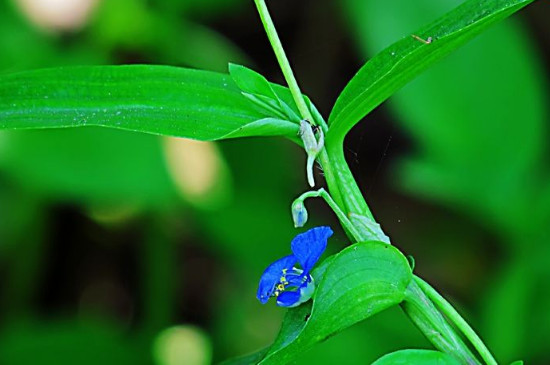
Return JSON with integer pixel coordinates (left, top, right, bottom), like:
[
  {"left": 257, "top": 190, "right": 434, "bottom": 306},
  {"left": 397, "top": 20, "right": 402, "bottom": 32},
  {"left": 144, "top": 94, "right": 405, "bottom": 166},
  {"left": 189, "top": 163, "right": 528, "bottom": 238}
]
[{"left": 257, "top": 226, "right": 333, "bottom": 308}]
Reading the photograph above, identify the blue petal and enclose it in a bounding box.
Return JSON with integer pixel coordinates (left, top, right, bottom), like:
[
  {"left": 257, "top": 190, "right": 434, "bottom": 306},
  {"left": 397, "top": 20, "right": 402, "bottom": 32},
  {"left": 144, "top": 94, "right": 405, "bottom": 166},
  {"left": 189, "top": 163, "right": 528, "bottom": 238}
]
[
  {"left": 285, "top": 270, "right": 307, "bottom": 287},
  {"left": 290, "top": 226, "right": 332, "bottom": 274},
  {"left": 256, "top": 254, "right": 297, "bottom": 304},
  {"left": 276, "top": 291, "right": 302, "bottom": 307},
  {"left": 276, "top": 278, "right": 315, "bottom": 308}
]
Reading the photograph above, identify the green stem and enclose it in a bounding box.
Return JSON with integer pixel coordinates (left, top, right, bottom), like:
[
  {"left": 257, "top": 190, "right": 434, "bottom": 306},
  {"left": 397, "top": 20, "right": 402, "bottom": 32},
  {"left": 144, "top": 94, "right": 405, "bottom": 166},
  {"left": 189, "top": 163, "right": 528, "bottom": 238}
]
[
  {"left": 403, "top": 280, "right": 481, "bottom": 365},
  {"left": 295, "top": 188, "right": 363, "bottom": 240},
  {"left": 253, "top": 2, "right": 494, "bottom": 363},
  {"left": 415, "top": 276, "right": 498, "bottom": 365},
  {"left": 253, "top": 0, "right": 314, "bottom": 123},
  {"left": 321, "top": 137, "right": 487, "bottom": 364},
  {"left": 324, "top": 140, "right": 373, "bottom": 220},
  {"left": 317, "top": 149, "right": 344, "bottom": 207}
]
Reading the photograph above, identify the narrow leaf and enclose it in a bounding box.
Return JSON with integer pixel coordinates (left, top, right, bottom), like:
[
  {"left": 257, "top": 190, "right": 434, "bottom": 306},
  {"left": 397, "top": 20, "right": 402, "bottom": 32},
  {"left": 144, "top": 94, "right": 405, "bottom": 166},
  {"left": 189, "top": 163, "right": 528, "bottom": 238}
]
[
  {"left": 0, "top": 65, "right": 299, "bottom": 140},
  {"left": 328, "top": 0, "right": 535, "bottom": 142},
  {"left": 343, "top": 0, "right": 547, "bottom": 235}
]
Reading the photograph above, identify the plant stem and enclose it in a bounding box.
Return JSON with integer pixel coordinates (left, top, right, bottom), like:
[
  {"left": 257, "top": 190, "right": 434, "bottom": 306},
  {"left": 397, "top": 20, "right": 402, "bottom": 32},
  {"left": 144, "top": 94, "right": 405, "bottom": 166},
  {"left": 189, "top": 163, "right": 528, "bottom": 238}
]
[
  {"left": 415, "top": 276, "right": 499, "bottom": 365},
  {"left": 321, "top": 137, "right": 488, "bottom": 364},
  {"left": 253, "top": 2, "right": 495, "bottom": 363},
  {"left": 253, "top": 0, "right": 314, "bottom": 123},
  {"left": 324, "top": 140, "right": 373, "bottom": 220},
  {"left": 317, "top": 149, "right": 344, "bottom": 206},
  {"left": 295, "top": 188, "right": 363, "bottom": 240},
  {"left": 403, "top": 280, "right": 481, "bottom": 365}
]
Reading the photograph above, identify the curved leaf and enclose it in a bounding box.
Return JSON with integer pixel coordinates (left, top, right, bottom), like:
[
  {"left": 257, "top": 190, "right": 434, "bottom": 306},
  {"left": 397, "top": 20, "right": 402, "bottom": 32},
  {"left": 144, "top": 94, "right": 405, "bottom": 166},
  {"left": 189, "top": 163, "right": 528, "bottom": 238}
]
[
  {"left": 342, "top": 0, "right": 547, "bottom": 235},
  {"left": 232, "top": 242, "right": 412, "bottom": 364},
  {"left": 371, "top": 349, "right": 461, "bottom": 365},
  {"left": 328, "top": 0, "right": 535, "bottom": 142},
  {"left": 0, "top": 65, "right": 299, "bottom": 140}
]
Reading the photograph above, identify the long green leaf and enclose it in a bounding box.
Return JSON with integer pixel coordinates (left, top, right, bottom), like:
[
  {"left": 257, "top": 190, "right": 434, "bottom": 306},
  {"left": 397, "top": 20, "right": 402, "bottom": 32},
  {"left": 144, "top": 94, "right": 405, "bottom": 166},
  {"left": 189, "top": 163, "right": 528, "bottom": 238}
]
[
  {"left": 371, "top": 349, "right": 461, "bottom": 365},
  {"left": 223, "top": 242, "right": 412, "bottom": 364},
  {"left": 342, "top": 0, "right": 547, "bottom": 235},
  {"left": 328, "top": 0, "right": 535, "bottom": 143},
  {"left": 0, "top": 65, "right": 299, "bottom": 140}
]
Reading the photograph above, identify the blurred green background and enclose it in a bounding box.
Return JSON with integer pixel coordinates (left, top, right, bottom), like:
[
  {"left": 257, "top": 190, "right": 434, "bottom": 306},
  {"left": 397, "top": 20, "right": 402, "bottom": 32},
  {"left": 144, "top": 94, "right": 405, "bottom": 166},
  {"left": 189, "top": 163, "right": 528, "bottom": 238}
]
[{"left": 0, "top": 0, "right": 549, "bottom": 364}]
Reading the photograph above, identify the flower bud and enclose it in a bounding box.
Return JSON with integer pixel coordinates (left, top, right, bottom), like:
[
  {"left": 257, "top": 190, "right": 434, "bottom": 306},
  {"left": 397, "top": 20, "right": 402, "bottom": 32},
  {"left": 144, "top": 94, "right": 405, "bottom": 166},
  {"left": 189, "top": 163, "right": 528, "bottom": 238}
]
[
  {"left": 299, "top": 120, "right": 324, "bottom": 187},
  {"left": 299, "top": 120, "right": 318, "bottom": 153},
  {"left": 291, "top": 200, "right": 308, "bottom": 228}
]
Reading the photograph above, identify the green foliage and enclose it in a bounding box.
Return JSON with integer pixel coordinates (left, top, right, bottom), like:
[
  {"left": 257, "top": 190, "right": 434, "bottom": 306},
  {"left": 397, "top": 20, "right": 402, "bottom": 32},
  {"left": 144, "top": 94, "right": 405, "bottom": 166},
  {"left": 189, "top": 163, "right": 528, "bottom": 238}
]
[
  {"left": 226, "top": 242, "right": 412, "bottom": 364},
  {"left": 342, "top": 0, "right": 546, "bottom": 236},
  {"left": 0, "top": 0, "right": 545, "bottom": 364},
  {"left": 0, "top": 321, "right": 141, "bottom": 365},
  {"left": 0, "top": 128, "right": 177, "bottom": 205},
  {"left": 328, "top": 0, "right": 535, "bottom": 143},
  {"left": 371, "top": 349, "right": 461, "bottom": 365},
  {"left": 91, "top": 0, "right": 248, "bottom": 72},
  {"left": 0, "top": 65, "right": 299, "bottom": 141},
  {"left": 342, "top": 0, "right": 549, "bottom": 362}
]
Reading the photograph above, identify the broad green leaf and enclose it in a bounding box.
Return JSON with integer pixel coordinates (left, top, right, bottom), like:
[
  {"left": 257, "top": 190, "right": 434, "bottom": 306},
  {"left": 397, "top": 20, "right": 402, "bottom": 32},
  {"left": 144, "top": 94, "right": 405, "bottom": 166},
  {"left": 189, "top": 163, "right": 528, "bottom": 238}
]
[
  {"left": 328, "top": 0, "right": 535, "bottom": 143},
  {"left": 0, "top": 65, "right": 299, "bottom": 140},
  {"left": 509, "top": 361, "right": 524, "bottom": 365},
  {"left": 229, "top": 242, "right": 412, "bottom": 364},
  {"left": 371, "top": 349, "right": 461, "bottom": 365}
]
